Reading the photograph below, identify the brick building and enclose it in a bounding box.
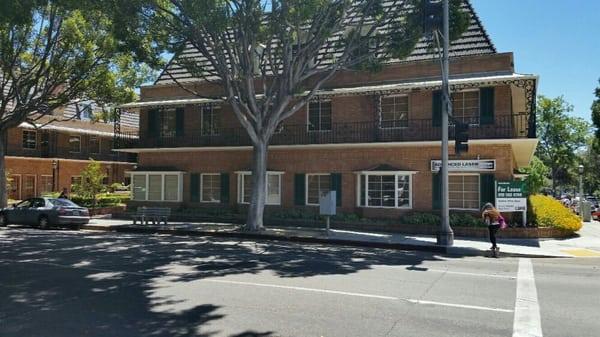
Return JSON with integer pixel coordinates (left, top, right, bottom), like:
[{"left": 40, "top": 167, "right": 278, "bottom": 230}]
[
  {"left": 116, "top": 1, "right": 538, "bottom": 219},
  {"left": 5, "top": 107, "right": 137, "bottom": 201}
]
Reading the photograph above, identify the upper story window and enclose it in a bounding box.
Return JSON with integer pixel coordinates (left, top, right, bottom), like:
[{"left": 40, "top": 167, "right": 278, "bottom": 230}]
[
  {"left": 201, "top": 105, "right": 220, "bottom": 136},
  {"left": 69, "top": 135, "right": 81, "bottom": 153},
  {"left": 308, "top": 100, "right": 332, "bottom": 132},
  {"left": 89, "top": 136, "right": 100, "bottom": 154},
  {"left": 451, "top": 90, "right": 479, "bottom": 124},
  {"left": 22, "top": 130, "right": 37, "bottom": 149},
  {"left": 380, "top": 95, "right": 409, "bottom": 128},
  {"left": 160, "top": 109, "right": 177, "bottom": 137}
]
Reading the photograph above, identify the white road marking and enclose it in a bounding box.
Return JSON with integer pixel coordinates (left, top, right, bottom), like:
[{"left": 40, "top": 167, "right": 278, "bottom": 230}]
[
  {"left": 202, "top": 279, "right": 399, "bottom": 300},
  {"left": 377, "top": 265, "right": 516, "bottom": 279},
  {"left": 407, "top": 299, "right": 514, "bottom": 313},
  {"left": 203, "top": 279, "right": 513, "bottom": 313},
  {"left": 513, "top": 258, "right": 543, "bottom": 337}
]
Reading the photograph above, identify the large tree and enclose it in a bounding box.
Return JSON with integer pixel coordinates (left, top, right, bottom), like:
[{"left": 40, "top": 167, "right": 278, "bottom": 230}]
[
  {"left": 592, "top": 79, "right": 600, "bottom": 145},
  {"left": 535, "top": 95, "right": 590, "bottom": 195},
  {"left": 145, "top": 0, "right": 468, "bottom": 230},
  {"left": 0, "top": 0, "right": 165, "bottom": 207}
]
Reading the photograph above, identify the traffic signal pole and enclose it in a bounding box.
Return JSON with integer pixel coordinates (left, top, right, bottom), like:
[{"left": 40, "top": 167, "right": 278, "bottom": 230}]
[{"left": 437, "top": 0, "right": 454, "bottom": 246}]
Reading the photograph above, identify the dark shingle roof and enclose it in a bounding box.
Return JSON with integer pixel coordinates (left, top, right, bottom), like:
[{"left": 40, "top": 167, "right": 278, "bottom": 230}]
[{"left": 154, "top": 0, "right": 495, "bottom": 85}]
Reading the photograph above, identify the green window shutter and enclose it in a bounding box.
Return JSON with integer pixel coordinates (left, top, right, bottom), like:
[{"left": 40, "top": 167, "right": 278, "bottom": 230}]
[
  {"left": 479, "top": 174, "right": 496, "bottom": 209},
  {"left": 331, "top": 173, "right": 342, "bottom": 207},
  {"left": 190, "top": 173, "right": 200, "bottom": 202},
  {"left": 432, "top": 173, "right": 441, "bottom": 210},
  {"left": 294, "top": 173, "right": 306, "bottom": 206},
  {"left": 175, "top": 108, "right": 185, "bottom": 137},
  {"left": 220, "top": 173, "right": 230, "bottom": 204},
  {"left": 432, "top": 90, "right": 442, "bottom": 127},
  {"left": 147, "top": 109, "right": 159, "bottom": 137},
  {"left": 479, "top": 87, "right": 495, "bottom": 125}
]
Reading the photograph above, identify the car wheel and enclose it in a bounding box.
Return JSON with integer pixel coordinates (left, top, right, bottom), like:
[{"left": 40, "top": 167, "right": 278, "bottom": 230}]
[
  {"left": 38, "top": 216, "right": 51, "bottom": 230},
  {"left": 0, "top": 213, "right": 7, "bottom": 227}
]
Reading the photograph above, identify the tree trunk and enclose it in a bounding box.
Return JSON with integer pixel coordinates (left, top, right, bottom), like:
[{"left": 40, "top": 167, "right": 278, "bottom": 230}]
[
  {"left": 0, "top": 130, "right": 7, "bottom": 208},
  {"left": 246, "top": 141, "right": 268, "bottom": 231},
  {"left": 551, "top": 167, "right": 557, "bottom": 197}
]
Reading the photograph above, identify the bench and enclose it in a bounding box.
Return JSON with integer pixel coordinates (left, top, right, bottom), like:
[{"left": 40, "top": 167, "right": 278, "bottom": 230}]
[{"left": 132, "top": 207, "right": 171, "bottom": 225}]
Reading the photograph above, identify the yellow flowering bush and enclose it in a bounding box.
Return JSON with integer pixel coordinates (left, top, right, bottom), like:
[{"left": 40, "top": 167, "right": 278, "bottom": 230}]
[{"left": 528, "top": 195, "right": 582, "bottom": 232}]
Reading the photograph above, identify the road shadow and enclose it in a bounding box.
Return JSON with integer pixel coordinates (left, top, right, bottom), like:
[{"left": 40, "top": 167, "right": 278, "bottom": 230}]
[{"left": 0, "top": 227, "right": 444, "bottom": 336}]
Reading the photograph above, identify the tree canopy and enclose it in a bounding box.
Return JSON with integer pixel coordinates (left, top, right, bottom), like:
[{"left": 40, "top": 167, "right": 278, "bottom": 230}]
[{"left": 535, "top": 95, "right": 590, "bottom": 195}]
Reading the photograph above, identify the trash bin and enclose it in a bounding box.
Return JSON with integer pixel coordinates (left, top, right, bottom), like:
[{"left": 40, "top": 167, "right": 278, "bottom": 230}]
[{"left": 581, "top": 201, "right": 592, "bottom": 222}]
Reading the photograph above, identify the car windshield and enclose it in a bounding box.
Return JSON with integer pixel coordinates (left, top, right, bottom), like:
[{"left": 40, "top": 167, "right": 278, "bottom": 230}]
[{"left": 49, "top": 198, "right": 80, "bottom": 207}]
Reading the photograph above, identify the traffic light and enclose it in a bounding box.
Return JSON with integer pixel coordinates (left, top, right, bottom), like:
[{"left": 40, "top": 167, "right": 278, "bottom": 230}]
[
  {"left": 455, "top": 121, "right": 469, "bottom": 155},
  {"left": 422, "top": 0, "right": 443, "bottom": 34}
]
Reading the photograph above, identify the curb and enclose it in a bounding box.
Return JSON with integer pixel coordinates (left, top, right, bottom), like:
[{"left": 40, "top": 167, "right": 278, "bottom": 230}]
[{"left": 81, "top": 224, "right": 565, "bottom": 258}]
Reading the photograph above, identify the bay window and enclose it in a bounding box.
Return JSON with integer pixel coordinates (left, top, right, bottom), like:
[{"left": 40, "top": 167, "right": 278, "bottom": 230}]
[{"left": 357, "top": 172, "right": 413, "bottom": 209}]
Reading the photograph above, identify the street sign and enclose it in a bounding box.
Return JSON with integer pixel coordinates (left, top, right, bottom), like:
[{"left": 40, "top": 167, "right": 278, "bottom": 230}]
[{"left": 431, "top": 159, "right": 496, "bottom": 172}]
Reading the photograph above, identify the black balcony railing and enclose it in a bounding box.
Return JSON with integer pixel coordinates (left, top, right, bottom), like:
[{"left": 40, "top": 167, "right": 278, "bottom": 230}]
[
  {"left": 6, "top": 146, "right": 136, "bottom": 162},
  {"left": 116, "top": 113, "right": 533, "bottom": 150}
]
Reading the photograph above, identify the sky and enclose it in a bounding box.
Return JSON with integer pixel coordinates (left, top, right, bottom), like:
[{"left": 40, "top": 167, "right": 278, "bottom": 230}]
[{"left": 471, "top": 0, "right": 600, "bottom": 121}]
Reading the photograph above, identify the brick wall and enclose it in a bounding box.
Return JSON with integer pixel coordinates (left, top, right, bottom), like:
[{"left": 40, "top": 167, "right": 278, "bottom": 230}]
[{"left": 136, "top": 143, "right": 515, "bottom": 217}]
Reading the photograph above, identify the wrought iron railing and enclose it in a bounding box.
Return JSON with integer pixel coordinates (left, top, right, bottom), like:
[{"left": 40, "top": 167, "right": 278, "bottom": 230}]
[
  {"left": 115, "top": 113, "right": 533, "bottom": 149},
  {"left": 6, "top": 146, "right": 136, "bottom": 162}
]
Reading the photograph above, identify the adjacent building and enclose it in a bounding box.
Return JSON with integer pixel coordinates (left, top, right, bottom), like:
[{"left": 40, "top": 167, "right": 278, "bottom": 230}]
[
  {"left": 5, "top": 104, "right": 137, "bottom": 201},
  {"left": 117, "top": 1, "right": 538, "bottom": 219}
]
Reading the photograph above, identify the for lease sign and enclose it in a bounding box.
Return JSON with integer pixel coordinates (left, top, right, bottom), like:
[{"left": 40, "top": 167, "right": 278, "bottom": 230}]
[{"left": 496, "top": 181, "right": 527, "bottom": 212}]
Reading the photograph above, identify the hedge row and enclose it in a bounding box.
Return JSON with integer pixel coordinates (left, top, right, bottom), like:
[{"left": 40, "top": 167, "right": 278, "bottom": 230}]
[
  {"left": 528, "top": 195, "right": 582, "bottom": 232},
  {"left": 71, "top": 194, "right": 131, "bottom": 208}
]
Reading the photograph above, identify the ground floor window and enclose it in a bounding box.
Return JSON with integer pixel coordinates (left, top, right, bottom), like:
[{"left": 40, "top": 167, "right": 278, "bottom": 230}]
[
  {"left": 40, "top": 175, "right": 53, "bottom": 194},
  {"left": 201, "top": 173, "right": 221, "bottom": 203},
  {"left": 23, "top": 175, "right": 36, "bottom": 200},
  {"left": 130, "top": 172, "right": 183, "bottom": 202},
  {"left": 357, "top": 173, "right": 412, "bottom": 209},
  {"left": 70, "top": 176, "right": 82, "bottom": 191},
  {"left": 237, "top": 172, "right": 282, "bottom": 205},
  {"left": 449, "top": 174, "right": 480, "bottom": 210},
  {"left": 306, "top": 174, "right": 331, "bottom": 205}
]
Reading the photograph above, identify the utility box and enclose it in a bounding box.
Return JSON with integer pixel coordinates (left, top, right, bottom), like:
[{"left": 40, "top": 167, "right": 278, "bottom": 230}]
[
  {"left": 319, "top": 191, "right": 337, "bottom": 216},
  {"left": 581, "top": 201, "right": 592, "bottom": 222}
]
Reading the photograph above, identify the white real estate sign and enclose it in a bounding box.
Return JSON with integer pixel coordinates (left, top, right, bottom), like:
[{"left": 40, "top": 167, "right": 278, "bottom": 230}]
[{"left": 430, "top": 159, "right": 496, "bottom": 172}]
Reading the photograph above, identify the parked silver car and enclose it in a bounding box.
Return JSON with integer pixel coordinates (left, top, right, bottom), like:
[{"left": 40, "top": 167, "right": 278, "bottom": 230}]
[{"left": 0, "top": 198, "right": 89, "bottom": 229}]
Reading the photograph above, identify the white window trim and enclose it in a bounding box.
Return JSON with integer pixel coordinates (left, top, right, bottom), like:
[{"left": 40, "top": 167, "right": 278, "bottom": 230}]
[
  {"left": 9, "top": 174, "right": 22, "bottom": 200},
  {"left": 89, "top": 136, "right": 101, "bottom": 154},
  {"left": 128, "top": 172, "right": 184, "bottom": 202},
  {"left": 451, "top": 89, "right": 480, "bottom": 126},
  {"left": 356, "top": 171, "right": 415, "bottom": 209},
  {"left": 200, "top": 173, "right": 221, "bottom": 203},
  {"left": 379, "top": 94, "right": 410, "bottom": 130},
  {"left": 305, "top": 173, "right": 331, "bottom": 206},
  {"left": 22, "top": 130, "right": 37, "bottom": 150},
  {"left": 236, "top": 171, "right": 283, "bottom": 205},
  {"left": 448, "top": 173, "right": 480, "bottom": 211},
  {"left": 69, "top": 135, "right": 82, "bottom": 153},
  {"left": 306, "top": 99, "right": 332, "bottom": 133},
  {"left": 23, "top": 174, "right": 37, "bottom": 199}
]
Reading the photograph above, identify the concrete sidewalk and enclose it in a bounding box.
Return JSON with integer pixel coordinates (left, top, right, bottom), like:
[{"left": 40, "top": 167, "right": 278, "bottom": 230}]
[{"left": 82, "top": 219, "right": 600, "bottom": 258}]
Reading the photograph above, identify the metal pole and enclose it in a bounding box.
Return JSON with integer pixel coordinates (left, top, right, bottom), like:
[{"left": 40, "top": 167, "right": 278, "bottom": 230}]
[
  {"left": 437, "top": 0, "right": 454, "bottom": 246},
  {"left": 579, "top": 171, "right": 584, "bottom": 219}
]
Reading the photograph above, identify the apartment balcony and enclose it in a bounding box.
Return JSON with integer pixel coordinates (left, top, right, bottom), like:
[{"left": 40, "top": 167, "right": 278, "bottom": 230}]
[
  {"left": 6, "top": 146, "right": 136, "bottom": 163},
  {"left": 115, "top": 113, "right": 534, "bottom": 150}
]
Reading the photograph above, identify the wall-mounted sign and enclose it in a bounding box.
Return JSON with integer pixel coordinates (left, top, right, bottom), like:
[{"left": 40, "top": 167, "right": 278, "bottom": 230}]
[
  {"left": 430, "top": 159, "right": 496, "bottom": 172},
  {"left": 496, "top": 181, "right": 527, "bottom": 212}
]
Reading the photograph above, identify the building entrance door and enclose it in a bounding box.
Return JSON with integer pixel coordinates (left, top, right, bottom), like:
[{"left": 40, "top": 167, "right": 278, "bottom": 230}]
[{"left": 9, "top": 175, "right": 21, "bottom": 201}]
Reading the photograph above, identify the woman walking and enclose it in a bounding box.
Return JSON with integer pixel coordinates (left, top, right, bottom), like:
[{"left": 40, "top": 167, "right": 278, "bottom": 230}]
[{"left": 482, "top": 203, "right": 503, "bottom": 257}]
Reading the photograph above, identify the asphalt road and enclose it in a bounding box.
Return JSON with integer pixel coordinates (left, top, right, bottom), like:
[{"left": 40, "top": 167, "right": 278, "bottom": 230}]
[{"left": 0, "top": 228, "right": 599, "bottom": 337}]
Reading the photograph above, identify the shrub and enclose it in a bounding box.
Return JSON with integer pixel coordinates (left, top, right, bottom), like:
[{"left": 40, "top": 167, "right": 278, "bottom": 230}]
[
  {"left": 450, "top": 212, "right": 487, "bottom": 227},
  {"left": 528, "top": 195, "right": 582, "bottom": 232},
  {"left": 401, "top": 212, "right": 440, "bottom": 225}
]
